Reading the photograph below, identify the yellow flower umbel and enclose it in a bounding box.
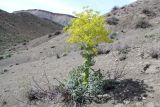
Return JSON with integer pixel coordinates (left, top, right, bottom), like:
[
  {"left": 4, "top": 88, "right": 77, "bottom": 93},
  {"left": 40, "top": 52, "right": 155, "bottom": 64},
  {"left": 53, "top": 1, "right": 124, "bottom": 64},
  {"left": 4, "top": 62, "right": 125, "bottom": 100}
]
[
  {"left": 64, "top": 8, "right": 112, "bottom": 86},
  {"left": 64, "top": 8, "right": 112, "bottom": 48}
]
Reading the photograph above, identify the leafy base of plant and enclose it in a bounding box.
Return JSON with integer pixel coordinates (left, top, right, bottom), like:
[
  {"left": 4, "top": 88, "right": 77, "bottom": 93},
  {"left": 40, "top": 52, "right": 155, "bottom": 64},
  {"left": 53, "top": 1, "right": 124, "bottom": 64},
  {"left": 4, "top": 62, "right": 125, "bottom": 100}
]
[{"left": 63, "top": 65, "right": 107, "bottom": 105}]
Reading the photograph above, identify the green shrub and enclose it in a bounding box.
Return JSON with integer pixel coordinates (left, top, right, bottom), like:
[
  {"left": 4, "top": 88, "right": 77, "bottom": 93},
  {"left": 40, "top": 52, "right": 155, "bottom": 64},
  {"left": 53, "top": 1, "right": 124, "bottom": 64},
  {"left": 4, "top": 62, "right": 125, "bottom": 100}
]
[{"left": 65, "top": 65, "right": 105, "bottom": 104}]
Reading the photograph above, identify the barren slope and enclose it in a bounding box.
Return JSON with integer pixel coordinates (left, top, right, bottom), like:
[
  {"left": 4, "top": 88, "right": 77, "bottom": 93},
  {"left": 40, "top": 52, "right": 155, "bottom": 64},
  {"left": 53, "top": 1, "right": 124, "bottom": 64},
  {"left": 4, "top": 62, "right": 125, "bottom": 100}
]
[
  {"left": 0, "top": 9, "right": 62, "bottom": 54},
  {"left": 0, "top": 0, "right": 160, "bottom": 107},
  {"left": 14, "top": 9, "right": 75, "bottom": 26}
]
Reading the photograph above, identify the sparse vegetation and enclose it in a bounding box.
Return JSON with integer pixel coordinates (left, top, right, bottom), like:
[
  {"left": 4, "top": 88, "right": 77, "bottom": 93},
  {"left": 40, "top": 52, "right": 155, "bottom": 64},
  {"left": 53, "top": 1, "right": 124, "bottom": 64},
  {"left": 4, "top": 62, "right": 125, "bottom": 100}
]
[
  {"left": 135, "top": 19, "right": 152, "bottom": 29},
  {"left": 109, "top": 32, "right": 118, "bottom": 40},
  {"left": 145, "top": 33, "right": 160, "bottom": 41},
  {"left": 5, "top": 53, "right": 12, "bottom": 58},
  {"left": 54, "top": 31, "right": 61, "bottom": 35},
  {"left": 107, "top": 17, "right": 119, "bottom": 25},
  {"left": 149, "top": 48, "right": 160, "bottom": 59},
  {"left": 116, "top": 44, "right": 130, "bottom": 55},
  {"left": 111, "top": 6, "right": 119, "bottom": 12},
  {"left": 2, "top": 0, "right": 160, "bottom": 106},
  {"left": 142, "top": 8, "right": 156, "bottom": 17},
  {"left": 97, "top": 49, "right": 110, "bottom": 55}
]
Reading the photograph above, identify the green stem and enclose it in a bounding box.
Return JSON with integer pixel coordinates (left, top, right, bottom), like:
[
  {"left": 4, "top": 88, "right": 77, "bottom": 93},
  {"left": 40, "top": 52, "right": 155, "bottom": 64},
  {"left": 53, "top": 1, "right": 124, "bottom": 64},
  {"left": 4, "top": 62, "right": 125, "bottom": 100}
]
[{"left": 82, "top": 46, "right": 95, "bottom": 86}]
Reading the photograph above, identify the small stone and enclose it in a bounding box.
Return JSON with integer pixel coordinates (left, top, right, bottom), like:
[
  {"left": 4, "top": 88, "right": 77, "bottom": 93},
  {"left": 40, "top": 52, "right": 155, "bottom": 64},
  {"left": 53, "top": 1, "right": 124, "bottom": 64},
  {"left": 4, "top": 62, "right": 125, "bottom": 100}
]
[
  {"left": 4, "top": 69, "right": 8, "bottom": 72},
  {"left": 142, "top": 97, "right": 146, "bottom": 100},
  {"left": 143, "top": 94, "right": 148, "bottom": 98},
  {"left": 9, "top": 65, "right": 13, "bottom": 67},
  {"left": 56, "top": 54, "right": 60, "bottom": 59},
  {"left": 50, "top": 46, "right": 55, "bottom": 48},
  {"left": 2, "top": 101, "right": 7, "bottom": 106}
]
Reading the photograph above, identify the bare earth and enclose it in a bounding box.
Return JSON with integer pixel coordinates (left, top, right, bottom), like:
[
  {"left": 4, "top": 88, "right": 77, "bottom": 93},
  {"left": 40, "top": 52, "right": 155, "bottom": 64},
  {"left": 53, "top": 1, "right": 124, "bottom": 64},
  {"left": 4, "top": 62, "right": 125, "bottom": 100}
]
[{"left": 1, "top": 0, "right": 160, "bottom": 107}]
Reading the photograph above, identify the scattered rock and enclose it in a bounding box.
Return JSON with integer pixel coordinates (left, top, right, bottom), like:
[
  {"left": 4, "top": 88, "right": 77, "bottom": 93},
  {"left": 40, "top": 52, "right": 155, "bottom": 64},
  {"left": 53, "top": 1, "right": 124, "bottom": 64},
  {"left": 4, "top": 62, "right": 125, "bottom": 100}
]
[
  {"left": 119, "top": 55, "right": 127, "bottom": 61},
  {"left": 50, "top": 46, "right": 55, "bottom": 48},
  {"left": 56, "top": 54, "right": 60, "bottom": 59},
  {"left": 121, "top": 30, "right": 126, "bottom": 33},
  {"left": 0, "top": 56, "right": 4, "bottom": 60},
  {"left": 142, "top": 93, "right": 148, "bottom": 98},
  {"left": 3, "top": 69, "right": 8, "bottom": 73},
  {"left": 0, "top": 69, "right": 8, "bottom": 75},
  {"left": 142, "top": 97, "right": 146, "bottom": 100},
  {"left": 9, "top": 65, "right": 13, "bottom": 67},
  {"left": 48, "top": 34, "right": 53, "bottom": 38},
  {"left": 22, "top": 42, "right": 27, "bottom": 45},
  {"left": 2, "top": 100, "right": 7, "bottom": 106},
  {"left": 54, "top": 31, "right": 61, "bottom": 35},
  {"left": 143, "top": 63, "right": 151, "bottom": 71}
]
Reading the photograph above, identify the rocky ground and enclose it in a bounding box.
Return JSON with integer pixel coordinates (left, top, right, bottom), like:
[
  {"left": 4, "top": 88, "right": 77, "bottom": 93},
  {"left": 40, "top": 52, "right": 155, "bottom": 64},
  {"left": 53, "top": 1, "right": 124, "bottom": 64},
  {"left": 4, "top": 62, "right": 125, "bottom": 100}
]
[{"left": 0, "top": 0, "right": 160, "bottom": 106}]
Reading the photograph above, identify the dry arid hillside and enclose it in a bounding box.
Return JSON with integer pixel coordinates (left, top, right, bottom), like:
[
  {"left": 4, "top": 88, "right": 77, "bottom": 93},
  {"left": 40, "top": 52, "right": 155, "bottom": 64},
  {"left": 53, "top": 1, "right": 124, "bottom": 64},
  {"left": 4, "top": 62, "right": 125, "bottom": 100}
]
[
  {"left": 0, "top": 0, "right": 160, "bottom": 107},
  {"left": 14, "top": 9, "right": 75, "bottom": 26},
  {"left": 0, "top": 9, "right": 63, "bottom": 54}
]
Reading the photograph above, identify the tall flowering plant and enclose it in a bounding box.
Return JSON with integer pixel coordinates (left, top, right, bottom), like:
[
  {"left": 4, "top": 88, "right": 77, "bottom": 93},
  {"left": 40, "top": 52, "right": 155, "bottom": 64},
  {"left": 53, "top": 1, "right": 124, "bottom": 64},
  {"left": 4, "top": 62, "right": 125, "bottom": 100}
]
[{"left": 64, "top": 8, "right": 112, "bottom": 87}]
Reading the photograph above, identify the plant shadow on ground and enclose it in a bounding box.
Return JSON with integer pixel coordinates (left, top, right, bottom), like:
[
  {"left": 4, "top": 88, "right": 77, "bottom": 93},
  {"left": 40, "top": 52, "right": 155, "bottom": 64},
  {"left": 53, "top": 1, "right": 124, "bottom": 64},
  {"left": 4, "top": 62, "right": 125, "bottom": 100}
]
[
  {"left": 95, "top": 79, "right": 154, "bottom": 104},
  {"left": 26, "top": 78, "right": 153, "bottom": 107}
]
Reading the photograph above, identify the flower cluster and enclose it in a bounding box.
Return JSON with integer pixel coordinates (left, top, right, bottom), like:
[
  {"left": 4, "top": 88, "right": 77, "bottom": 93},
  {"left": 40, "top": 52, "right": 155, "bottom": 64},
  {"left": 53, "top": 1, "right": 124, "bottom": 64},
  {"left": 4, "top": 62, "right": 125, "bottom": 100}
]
[{"left": 64, "top": 8, "right": 112, "bottom": 48}]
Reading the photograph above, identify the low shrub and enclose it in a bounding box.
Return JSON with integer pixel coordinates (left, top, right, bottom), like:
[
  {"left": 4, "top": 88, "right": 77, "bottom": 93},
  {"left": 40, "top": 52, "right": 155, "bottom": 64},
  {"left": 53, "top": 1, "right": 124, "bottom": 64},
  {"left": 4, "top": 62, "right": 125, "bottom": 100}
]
[
  {"left": 97, "top": 49, "right": 110, "bottom": 55},
  {"left": 65, "top": 65, "right": 105, "bottom": 105},
  {"left": 54, "top": 31, "right": 61, "bottom": 35},
  {"left": 107, "top": 17, "right": 119, "bottom": 25},
  {"left": 109, "top": 32, "right": 118, "bottom": 40},
  {"left": 116, "top": 44, "right": 130, "bottom": 55},
  {"left": 5, "top": 54, "right": 12, "bottom": 58},
  {"left": 119, "top": 55, "right": 127, "bottom": 61},
  {"left": 142, "top": 8, "right": 156, "bottom": 17},
  {"left": 149, "top": 49, "right": 160, "bottom": 59},
  {"left": 135, "top": 20, "right": 152, "bottom": 29},
  {"left": 111, "top": 6, "right": 119, "bottom": 12}
]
